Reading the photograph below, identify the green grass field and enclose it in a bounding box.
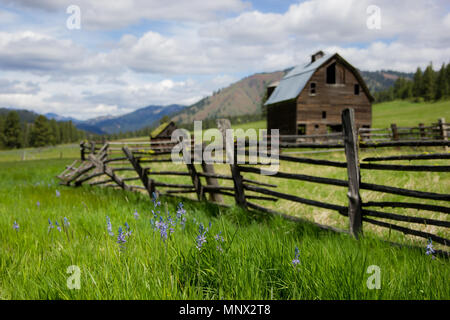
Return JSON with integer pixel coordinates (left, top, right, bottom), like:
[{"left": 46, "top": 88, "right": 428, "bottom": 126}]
[{"left": 0, "top": 99, "right": 449, "bottom": 300}]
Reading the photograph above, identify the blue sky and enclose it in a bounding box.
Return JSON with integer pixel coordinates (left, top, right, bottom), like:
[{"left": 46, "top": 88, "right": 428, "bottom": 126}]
[{"left": 0, "top": 0, "right": 449, "bottom": 119}]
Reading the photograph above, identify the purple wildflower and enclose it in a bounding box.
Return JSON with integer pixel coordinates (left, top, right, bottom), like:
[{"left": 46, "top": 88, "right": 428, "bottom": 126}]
[
  {"left": 215, "top": 231, "right": 224, "bottom": 252},
  {"left": 55, "top": 221, "right": 61, "bottom": 232},
  {"left": 37, "top": 201, "right": 40, "bottom": 208},
  {"left": 124, "top": 222, "right": 132, "bottom": 237},
  {"left": 63, "top": 217, "right": 70, "bottom": 227},
  {"left": 176, "top": 203, "right": 186, "bottom": 219},
  {"left": 106, "top": 216, "right": 114, "bottom": 236},
  {"left": 214, "top": 231, "right": 224, "bottom": 242},
  {"left": 152, "top": 192, "right": 161, "bottom": 207},
  {"left": 426, "top": 239, "right": 436, "bottom": 259},
  {"left": 117, "top": 227, "right": 127, "bottom": 245},
  {"left": 48, "top": 218, "right": 54, "bottom": 233},
  {"left": 167, "top": 215, "right": 175, "bottom": 234},
  {"left": 55, "top": 190, "right": 61, "bottom": 197},
  {"left": 133, "top": 210, "right": 139, "bottom": 220},
  {"left": 196, "top": 223, "right": 207, "bottom": 251},
  {"left": 157, "top": 218, "right": 169, "bottom": 242},
  {"left": 13, "top": 221, "right": 19, "bottom": 231},
  {"left": 292, "top": 247, "right": 300, "bottom": 267}
]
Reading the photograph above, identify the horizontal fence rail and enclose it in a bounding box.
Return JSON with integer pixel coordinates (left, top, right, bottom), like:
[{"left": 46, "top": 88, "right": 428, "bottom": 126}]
[{"left": 60, "top": 113, "right": 449, "bottom": 253}]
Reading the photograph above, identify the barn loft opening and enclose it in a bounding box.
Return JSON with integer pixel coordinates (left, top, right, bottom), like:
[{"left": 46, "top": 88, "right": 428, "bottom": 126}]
[
  {"left": 322, "top": 111, "right": 327, "bottom": 119},
  {"left": 354, "top": 84, "right": 360, "bottom": 95},
  {"left": 326, "top": 63, "right": 336, "bottom": 84}
]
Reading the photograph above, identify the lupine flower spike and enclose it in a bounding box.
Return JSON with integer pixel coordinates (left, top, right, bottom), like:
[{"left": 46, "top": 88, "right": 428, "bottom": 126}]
[
  {"left": 152, "top": 192, "right": 161, "bottom": 207},
  {"left": 56, "top": 190, "right": 61, "bottom": 197},
  {"left": 117, "top": 227, "right": 127, "bottom": 244},
  {"left": 13, "top": 221, "right": 19, "bottom": 231},
  {"left": 48, "top": 219, "right": 54, "bottom": 233},
  {"left": 426, "top": 238, "right": 436, "bottom": 259},
  {"left": 55, "top": 221, "right": 62, "bottom": 232},
  {"left": 176, "top": 203, "right": 186, "bottom": 219},
  {"left": 292, "top": 247, "right": 300, "bottom": 267},
  {"left": 106, "top": 216, "right": 114, "bottom": 236},
  {"left": 215, "top": 231, "right": 224, "bottom": 252},
  {"left": 133, "top": 210, "right": 139, "bottom": 220},
  {"left": 124, "top": 222, "right": 132, "bottom": 237},
  {"left": 196, "top": 223, "right": 207, "bottom": 251},
  {"left": 63, "top": 217, "right": 70, "bottom": 227},
  {"left": 158, "top": 218, "right": 169, "bottom": 242}
]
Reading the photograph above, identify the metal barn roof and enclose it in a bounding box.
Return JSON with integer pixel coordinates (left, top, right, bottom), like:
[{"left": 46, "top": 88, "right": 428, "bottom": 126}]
[
  {"left": 264, "top": 54, "right": 334, "bottom": 105},
  {"left": 264, "top": 53, "right": 334, "bottom": 105}
]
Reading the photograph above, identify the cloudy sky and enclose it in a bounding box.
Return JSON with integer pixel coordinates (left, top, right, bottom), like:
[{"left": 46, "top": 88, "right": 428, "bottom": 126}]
[{"left": 0, "top": 0, "right": 449, "bottom": 120}]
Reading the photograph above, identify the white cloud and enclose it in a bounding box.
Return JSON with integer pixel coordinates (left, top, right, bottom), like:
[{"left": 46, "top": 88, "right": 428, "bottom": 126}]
[
  {"left": 0, "top": 0, "right": 449, "bottom": 120},
  {"left": 1, "top": 0, "right": 251, "bottom": 29}
]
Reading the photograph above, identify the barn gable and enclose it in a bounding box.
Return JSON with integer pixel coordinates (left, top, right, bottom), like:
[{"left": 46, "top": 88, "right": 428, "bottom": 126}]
[{"left": 265, "top": 52, "right": 373, "bottom": 106}]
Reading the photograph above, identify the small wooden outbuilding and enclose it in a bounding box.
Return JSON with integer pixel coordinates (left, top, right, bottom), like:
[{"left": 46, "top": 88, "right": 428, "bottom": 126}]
[
  {"left": 265, "top": 51, "right": 373, "bottom": 135},
  {"left": 150, "top": 121, "right": 177, "bottom": 150}
]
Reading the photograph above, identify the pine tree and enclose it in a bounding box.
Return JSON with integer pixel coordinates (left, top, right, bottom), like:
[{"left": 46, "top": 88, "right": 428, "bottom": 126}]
[
  {"left": 49, "top": 119, "right": 60, "bottom": 145},
  {"left": 3, "top": 111, "right": 22, "bottom": 148},
  {"left": 0, "top": 116, "right": 5, "bottom": 148},
  {"left": 30, "top": 115, "right": 53, "bottom": 147},
  {"left": 402, "top": 81, "right": 413, "bottom": 99},
  {"left": 435, "top": 63, "right": 448, "bottom": 100},
  {"left": 412, "top": 67, "right": 423, "bottom": 97},
  {"left": 422, "top": 63, "right": 436, "bottom": 101}
]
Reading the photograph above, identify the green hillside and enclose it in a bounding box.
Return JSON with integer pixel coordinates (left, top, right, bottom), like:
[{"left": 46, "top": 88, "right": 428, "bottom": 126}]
[{"left": 372, "top": 99, "right": 450, "bottom": 128}]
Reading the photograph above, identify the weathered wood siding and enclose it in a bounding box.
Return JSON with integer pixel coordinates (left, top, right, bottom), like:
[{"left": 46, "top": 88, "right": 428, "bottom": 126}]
[{"left": 296, "top": 58, "right": 372, "bottom": 135}]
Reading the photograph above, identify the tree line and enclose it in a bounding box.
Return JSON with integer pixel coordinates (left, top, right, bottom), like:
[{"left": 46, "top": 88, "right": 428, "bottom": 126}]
[
  {"left": 373, "top": 62, "right": 450, "bottom": 102},
  {"left": 0, "top": 111, "right": 89, "bottom": 149}
]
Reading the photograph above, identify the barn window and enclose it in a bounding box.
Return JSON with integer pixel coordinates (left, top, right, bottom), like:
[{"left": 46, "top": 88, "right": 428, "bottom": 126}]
[
  {"left": 314, "top": 124, "right": 319, "bottom": 129},
  {"left": 322, "top": 111, "right": 327, "bottom": 119},
  {"left": 354, "top": 84, "right": 360, "bottom": 95},
  {"left": 326, "top": 63, "right": 336, "bottom": 84},
  {"left": 297, "top": 124, "right": 306, "bottom": 135},
  {"left": 310, "top": 82, "right": 316, "bottom": 95}
]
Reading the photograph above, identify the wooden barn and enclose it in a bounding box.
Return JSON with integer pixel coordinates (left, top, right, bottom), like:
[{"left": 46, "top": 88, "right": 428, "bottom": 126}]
[
  {"left": 150, "top": 121, "right": 177, "bottom": 150},
  {"left": 265, "top": 51, "right": 373, "bottom": 135}
]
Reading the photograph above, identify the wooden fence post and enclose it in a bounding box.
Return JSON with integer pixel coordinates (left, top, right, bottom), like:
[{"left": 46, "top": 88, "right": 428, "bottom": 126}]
[
  {"left": 342, "top": 109, "right": 363, "bottom": 238},
  {"left": 217, "top": 119, "right": 247, "bottom": 207},
  {"left": 90, "top": 141, "right": 96, "bottom": 155},
  {"left": 438, "top": 118, "right": 448, "bottom": 151},
  {"left": 185, "top": 141, "right": 204, "bottom": 201},
  {"left": 122, "top": 147, "right": 155, "bottom": 197},
  {"left": 80, "top": 141, "right": 86, "bottom": 161},
  {"left": 201, "top": 142, "right": 224, "bottom": 204},
  {"left": 390, "top": 123, "right": 399, "bottom": 141},
  {"left": 419, "top": 123, "right": 425, "bottom": 140}
]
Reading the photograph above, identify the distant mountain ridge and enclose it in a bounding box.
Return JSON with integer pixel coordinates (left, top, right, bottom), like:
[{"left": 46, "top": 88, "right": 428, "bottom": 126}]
[
  {"left": 359, "top": 70, "right": 413, "bottom": 92},
  {"left": 78, "top": 104, "right": 185, "bottom": 134},
  {"left": 171, "top": 71, "right": 287, "bottom": 124},
  {"left": 2, "top": 69, "right": 412, "bottom": 134}
]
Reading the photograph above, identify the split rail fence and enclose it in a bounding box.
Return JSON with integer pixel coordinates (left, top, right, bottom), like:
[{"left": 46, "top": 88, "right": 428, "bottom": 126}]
[{"left": 57, "top": 109, "right": 450, "bottom": 251}]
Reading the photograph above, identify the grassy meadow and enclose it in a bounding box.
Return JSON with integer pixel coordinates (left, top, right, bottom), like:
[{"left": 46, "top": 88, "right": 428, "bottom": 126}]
[{"left": 0, "top": 99, "right": 449, "bottom": 300}]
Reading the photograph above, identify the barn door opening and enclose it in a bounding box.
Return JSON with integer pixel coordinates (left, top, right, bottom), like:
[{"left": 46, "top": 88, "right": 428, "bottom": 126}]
[{"left": 326, "top": 63, "right": 336, "bottom": 84}]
